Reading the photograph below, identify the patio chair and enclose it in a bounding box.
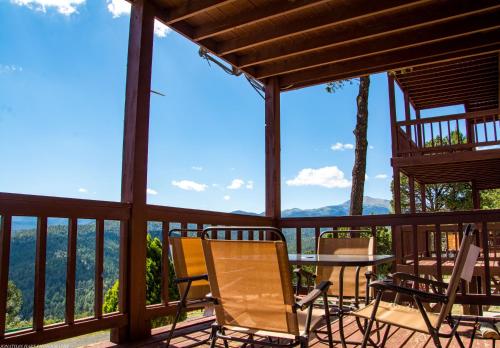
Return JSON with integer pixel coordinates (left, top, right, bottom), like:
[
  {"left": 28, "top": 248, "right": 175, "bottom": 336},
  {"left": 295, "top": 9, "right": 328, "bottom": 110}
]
[
  {"left": 201, "top": 226, "right": 334, "bottom": 348},
  {"left": 294, "top": 230, "right": 376, "bottom": 346},
  {"left": 351, "top": 223, "right": 481, "bottom": 348},
  {"left": 166, "top": 228, "right": 212, "bottom": 347}
]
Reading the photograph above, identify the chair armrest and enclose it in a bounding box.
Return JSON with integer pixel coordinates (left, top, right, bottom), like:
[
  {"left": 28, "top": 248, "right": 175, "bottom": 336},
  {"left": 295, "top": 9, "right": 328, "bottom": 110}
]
[
  {"left": 175, "top": 274, "right": 209, "bottom": 284},
  {"left": 294, "top": 281, "right": 331, "bottom": 310},
  {"left": 391, "top": 272, "right": 448, "bottom": 291},
  {"left": 370, "top": 280, "right": 448, "bottom": 303}
]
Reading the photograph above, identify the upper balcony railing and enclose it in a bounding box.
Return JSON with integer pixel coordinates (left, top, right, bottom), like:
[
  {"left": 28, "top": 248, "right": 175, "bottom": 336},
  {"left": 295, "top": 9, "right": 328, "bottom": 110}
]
[{"left": 395, "top": 108, "right": 500, "bottom": 157}]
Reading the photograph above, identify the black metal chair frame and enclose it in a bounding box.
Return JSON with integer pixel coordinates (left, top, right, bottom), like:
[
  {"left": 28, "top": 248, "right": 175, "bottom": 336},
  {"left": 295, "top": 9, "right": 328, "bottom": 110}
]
[
  {"left": 166, "top": 228, "right": 211, "bottom": 347},
  {"left": 294, "top": 229, "right": 382, "bottom": 347},
  {"left": 359, "top": 224, "right": 477, "bottom": 348},
  {"left": 202, "top": 226, "right": 334, "bottom": 348}
]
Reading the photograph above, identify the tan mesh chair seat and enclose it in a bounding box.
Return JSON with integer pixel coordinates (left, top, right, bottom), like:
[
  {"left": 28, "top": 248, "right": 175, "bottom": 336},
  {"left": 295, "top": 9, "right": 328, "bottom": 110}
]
[
  {"left": 353, "top": 300, "right": 439, "bottom": 333},
  {"left": 224, "top": 307, "right": 327, "bottom": 340},
  {"left": 202, "top": 226, "right": 334, "bottom": 348}
]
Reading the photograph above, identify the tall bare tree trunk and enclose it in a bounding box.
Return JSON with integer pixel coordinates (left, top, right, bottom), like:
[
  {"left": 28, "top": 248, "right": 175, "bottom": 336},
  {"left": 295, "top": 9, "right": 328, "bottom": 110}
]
[{"left": 350, "top": 76, "right": 370, "bottom": 215}]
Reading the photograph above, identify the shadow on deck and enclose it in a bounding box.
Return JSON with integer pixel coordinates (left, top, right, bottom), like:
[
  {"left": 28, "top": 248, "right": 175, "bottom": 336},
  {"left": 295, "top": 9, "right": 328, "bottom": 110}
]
[{"left": 86, "top": 316, "right": 497, "bottom": 348}]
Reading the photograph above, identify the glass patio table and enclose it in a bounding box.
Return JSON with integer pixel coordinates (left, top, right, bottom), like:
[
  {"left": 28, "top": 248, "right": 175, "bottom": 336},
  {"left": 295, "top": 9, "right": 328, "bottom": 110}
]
[{"left": 288, "top": 253, "right": 395, "bottom": 348}]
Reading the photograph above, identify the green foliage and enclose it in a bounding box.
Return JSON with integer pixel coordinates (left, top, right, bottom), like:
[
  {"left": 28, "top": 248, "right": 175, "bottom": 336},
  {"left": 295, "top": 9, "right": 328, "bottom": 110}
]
[
  {"left": 102, "top": 233, "right": 184, "bottom": 328},
  {"left": 6, "top": 281, "right": 22, "bottom": 327},
  {"left": 103, "top": 281, "right": 119, "bottom": 314},
  {"left": 481, "top": 189, "right": 500, "bottom": 209},
  {"left": 325, "top": 79, "right": 355, "bottom": 93}
]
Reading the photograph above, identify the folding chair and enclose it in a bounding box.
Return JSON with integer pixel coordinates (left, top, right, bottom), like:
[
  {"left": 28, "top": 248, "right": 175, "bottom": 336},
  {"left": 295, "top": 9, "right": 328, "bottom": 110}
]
[
  {"left": 202, "top": 226, "right": 334, "bottom": 348},
  {"left": 351, "top": 224, "right": 480, "bottom": 348},
  {"left": 166, "top": 228, "right": 212, "bottom": 347},
  {"left": 294, "top": 230, "right": 376, "bottom": 346}
]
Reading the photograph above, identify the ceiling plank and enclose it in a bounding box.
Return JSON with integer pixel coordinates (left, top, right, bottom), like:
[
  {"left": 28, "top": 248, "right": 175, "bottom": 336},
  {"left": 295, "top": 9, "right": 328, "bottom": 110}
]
[
  {"left": 253, "top": 10, "right": 500, "bottom": 79},
  {"left": 192, "top": 0, "right": 331, "bottom": 41},
  {"left": 398, "top": 67, "right": 497, "bottom": 87},
  {"left": 162, "top": 0, "right": 236, "bottom": 25},
  {"left": 278, "top": 30, "right": 500, "bottom": 89},
  {"left": 237, "top": 0, "right": 500, "bottom": 68},
  {"left": 212, "top": 0, "right": 426, "bottom": 56}
]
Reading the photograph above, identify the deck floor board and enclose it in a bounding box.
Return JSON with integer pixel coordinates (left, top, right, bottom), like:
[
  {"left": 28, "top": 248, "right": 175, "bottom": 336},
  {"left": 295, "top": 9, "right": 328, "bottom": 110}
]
[{"left": 87, "top": 316, "right": 497, "bottom": 347}]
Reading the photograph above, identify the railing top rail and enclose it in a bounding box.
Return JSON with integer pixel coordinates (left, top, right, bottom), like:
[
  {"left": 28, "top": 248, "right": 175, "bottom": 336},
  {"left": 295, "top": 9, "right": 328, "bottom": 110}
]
[
  {"left": 146, "top": 204, "right": 273, "bottom": 225},
  {"left": 280, "top": 209, "right": 500, "bottom": 228},
  {"left": 0, "top": 192, "right": 130, "bottom": 220},
  {"left": 396, "top": 108, "right": 499, "bottom": 127}
]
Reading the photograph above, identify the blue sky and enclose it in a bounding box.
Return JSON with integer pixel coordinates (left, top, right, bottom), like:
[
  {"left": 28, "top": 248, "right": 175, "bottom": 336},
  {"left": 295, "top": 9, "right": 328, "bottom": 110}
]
[{"left": 0, "top": 0, "right": 464, "bottom": 213}]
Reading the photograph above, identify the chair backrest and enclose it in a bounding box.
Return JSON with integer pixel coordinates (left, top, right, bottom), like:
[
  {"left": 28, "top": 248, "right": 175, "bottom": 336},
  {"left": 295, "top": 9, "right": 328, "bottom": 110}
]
[
  {"left": 317, "top": 230, "right": 374, "bottom": 297},
  {"left": 437, "top": 224, "right": 480, "bottom": 325},
  {"left": 169, "top": 229, "right": 210, "bottom": 301},
  {"left": 202, "top": 227, "right": 299, "bottom": 335}
]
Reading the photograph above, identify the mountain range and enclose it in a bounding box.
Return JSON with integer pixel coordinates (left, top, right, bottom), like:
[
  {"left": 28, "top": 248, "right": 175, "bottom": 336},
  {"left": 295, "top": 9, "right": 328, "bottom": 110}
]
[{"left": 233, "top": 196, "right": 391, "bottom": 217}]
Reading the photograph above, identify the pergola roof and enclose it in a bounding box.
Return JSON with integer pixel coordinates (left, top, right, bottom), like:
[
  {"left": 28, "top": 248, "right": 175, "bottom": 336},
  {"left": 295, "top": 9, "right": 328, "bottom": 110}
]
[
  {"left": 154, "top": 0, "right": 500, "bottom": 91},
  {"left": 394, "top": 53, "right": 499, "bottom": 111}
]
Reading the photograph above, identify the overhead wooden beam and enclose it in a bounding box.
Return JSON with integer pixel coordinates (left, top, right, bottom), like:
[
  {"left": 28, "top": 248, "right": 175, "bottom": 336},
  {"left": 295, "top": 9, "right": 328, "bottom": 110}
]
[
  {"left": 214, "top": 0, "right": 425, "bottom": 55},
  {"left": 254, "top": 11, "right": 500, "bottom": 79},
  {"left": 397, "top": 64, "right": 497, "bottom": 85},
  {"left": 402, "top": 75, "right": 498, "bottom": 93},
  {"left": 412, "top": 89, "right": 498, "bottom": 103},
  {"left": 396, "top": 60, "right": 497, "bottom": 82},
  {"left": 279, "top": 29, "right": 500, "bottom": 89},
  {"left": 418, "top": 96, "right": 497, "bottom": 109},
  {"left": 265, "top": 77, "right": 281, "bottom": 223},
  {"left": 237, "top": 0, "right": 500, "bottom": 68},
  {"left": 113, "top": 0, "right": 154, "bottom": 342},
  {"left": 163, "top": 0, "right": 235, "bottom": 25},
  {"left": 193, "top": 0, "right": 330, "bottom": 41},
  {"left": 408, "top": 81, "right": 499, "bottom": 98},
  {"left": 397, "top": 53, "right": 497, "bottom": 76}
]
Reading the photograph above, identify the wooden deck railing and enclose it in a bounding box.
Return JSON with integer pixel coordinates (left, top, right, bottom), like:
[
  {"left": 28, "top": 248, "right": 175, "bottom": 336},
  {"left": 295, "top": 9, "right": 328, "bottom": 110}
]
[
  {"left": 0, "top": 193, "right": 130, "bottom": 343},
  {"left": 281, "top": 209, "right": 500, "bottom": 306},
  {"left": 395, "top": 108, "right": 500, "bottom": 156},
  {"left": 1, "top": 192, "right": 499, "bottom": 343}
]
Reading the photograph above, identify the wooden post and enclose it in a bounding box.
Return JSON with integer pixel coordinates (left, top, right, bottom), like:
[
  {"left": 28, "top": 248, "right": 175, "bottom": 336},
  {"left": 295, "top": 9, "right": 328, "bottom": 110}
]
[
  {"left": 415, "top": 109, "right": 423, "bottom": 148},
  {"left": 404, "top": 91, "right": 411, "bottom": 136},
  {"left": 408, "top": 175, "right": 416, "bottom": 213},
  {"left": 265, "top": 76, "right": 281, "bottom": 235},
  {"left": 472, "top": 180, "right": 481, "bottom": 209},
  {"left": 388, "top": 74, "right": 402, "bottom": 269},
  {"left": 112, "top": 0, "right": 155, "bottom": 342},
  {"left": 420, "top": 182, "right": 426, "bottom": 212}
]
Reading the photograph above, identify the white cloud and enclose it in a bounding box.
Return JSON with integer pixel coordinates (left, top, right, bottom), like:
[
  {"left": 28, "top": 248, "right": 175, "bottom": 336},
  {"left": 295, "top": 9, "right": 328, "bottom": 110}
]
[
  {"left": 331, "top": 142, "right": 354, "bottom": 151},
  {"left": 154, "top": 20, "right": 171, "bottom": 38},
  {"left": 106, "top": 0, "right": 129, "bottom": 17},
  {"left": 191, "top": 166, "right": 203, "bottom": 171},
  {"left": 369, "top": 145, "right": 374, "bottom": 150},
  {"left": 106, "top": 0, "right": 170, "bottom": 38},
  {"left": 78, "top": 187, "right": 88, "bottom": 193},
  {"left": 365, "top": 174, "right": 369, "bottom": 180},
  {"left": 11, "top": 0, "right": 86, "bottom": 15},
  {"left": 223, "top": 195, "right": 230, "bottom": 201},
  {"left": 146, "top": 188, "right": 158, "bottom": 195},
  {"left": 227, "top": 179, "right": 245, "bottom": 190},
  {"left": 286, "top": 166, "right": 351, "bottom": 189},
  {"left": 172, "top": 180, "right": 207, "bottom": 192},
  {"left": 246, "top": 180, "right": 254, "bottom": 189},
  {"left": 0, "top": 65, "right": 23, "bottom": 74},
  {"left": 375, "top": 174, "right": 388, "bottom": 179}
]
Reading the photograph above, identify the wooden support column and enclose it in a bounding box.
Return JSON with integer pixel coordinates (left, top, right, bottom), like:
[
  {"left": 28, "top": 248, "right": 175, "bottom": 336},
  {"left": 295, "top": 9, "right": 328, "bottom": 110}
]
[
  {"left": 472, "top": 180, "right": 481, "bottom": 209},
  {"left": 404, "top": 92, "right": 412, "bottom": 136},
  {"left": 420, "top": 182, "right": 426, "bottom": 212},
  {"left": 388, "top": 74, "right": 402, "bottom": 269},
  {"left": 415, "top": 109, "right": 423, "bottom": 148},
  {"left": 265, "top": 77, "right": 281, "bottom": 233},
  {"left": 112, "top": 0, "right": 154, "bottom": 342}
]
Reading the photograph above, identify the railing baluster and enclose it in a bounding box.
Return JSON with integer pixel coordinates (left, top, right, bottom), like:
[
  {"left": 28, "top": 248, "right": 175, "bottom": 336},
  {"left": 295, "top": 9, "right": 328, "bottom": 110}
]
[
  {"left": 447, "top": 120, "right": 451, "bottom": 145},
  {"left": 296, "top": 228, "right": 302, "bottom": 254},
  {"left": 435, "top": 224, "right": 442, "bottom": 283},
  {"left": 0, "top": 215, "right": 12, "bottom": 338},
  {"left": 422, "top": 123, "right": 427, "bottom": 146},
  {"left": 181, "top": 222, "right": 187, "bottom": 237},
  {"left": 475, "top": 123, "right": 479, "bottom": 143},
  {"left": 482, "top": 222, "right": 491, "bottom": 296},
  {"left": 439, "top": 121, "right": 443, "bottom": 146},
  {"left": 237, "top": 230, "right": 243, "bottom": 240},
  {"left": 259, "top": 230, "right": 264, "bottom": 240},
  {"left": 412, "top": 225, "right": 419, "bottom": 284},
  {"left": 493, "top": 115, "right": 498, "bottom": 141},
  {"left": 197, "top": 223, "right": 203, "bottom": 237},
  {"left": 315, "top": 227, "right": 320, "bottom": 252},
  {"left": 161, "top": 221, "right": 170, "bottom": 304},
  {"left": 430, "top": 123, "right": 435, "bottom": 147},
  {"left": 483, "top": 116, "right": 488, "bottom": 142},
  {"left": 248, "top": 228, "right": 254, "bottom": 240},
  {"left": 33, "top": 216, "right": 48, "bottom": 330},
  {"left": 66, "top": 218, "right": 77, "bottom": 324},
  {"left": 118, "top": 220, "right": 128, "bottom": 314},
  {"left": 95, "top": 219, "right": 104, "bottom": 319}
]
